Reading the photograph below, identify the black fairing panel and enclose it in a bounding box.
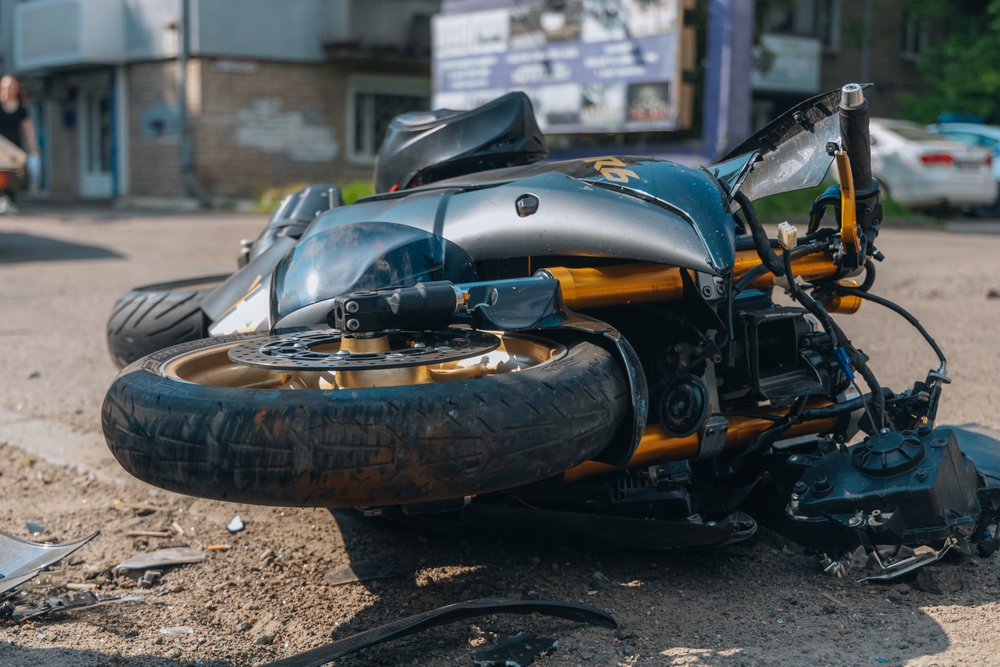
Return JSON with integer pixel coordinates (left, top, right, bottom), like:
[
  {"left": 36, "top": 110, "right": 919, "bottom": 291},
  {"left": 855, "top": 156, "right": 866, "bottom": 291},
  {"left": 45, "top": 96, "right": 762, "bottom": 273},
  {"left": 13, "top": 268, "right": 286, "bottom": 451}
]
[{"left": 302, "top": 158, "right": 735, "bottom": 279}]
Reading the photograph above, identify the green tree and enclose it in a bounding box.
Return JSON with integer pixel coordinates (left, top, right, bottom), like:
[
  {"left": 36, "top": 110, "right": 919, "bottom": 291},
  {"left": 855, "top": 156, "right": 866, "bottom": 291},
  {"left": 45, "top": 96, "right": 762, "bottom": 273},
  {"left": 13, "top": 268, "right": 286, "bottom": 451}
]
[{"left": 904, "top": 0, "right": 1000, "bottom": 124}]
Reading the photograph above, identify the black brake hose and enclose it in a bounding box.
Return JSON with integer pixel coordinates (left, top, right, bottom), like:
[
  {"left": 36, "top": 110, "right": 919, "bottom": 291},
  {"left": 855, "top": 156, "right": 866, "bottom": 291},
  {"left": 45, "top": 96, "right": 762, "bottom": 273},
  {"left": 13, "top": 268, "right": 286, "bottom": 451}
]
[{"left": 858, "top": 261, "right": 877, "bottom": 293}]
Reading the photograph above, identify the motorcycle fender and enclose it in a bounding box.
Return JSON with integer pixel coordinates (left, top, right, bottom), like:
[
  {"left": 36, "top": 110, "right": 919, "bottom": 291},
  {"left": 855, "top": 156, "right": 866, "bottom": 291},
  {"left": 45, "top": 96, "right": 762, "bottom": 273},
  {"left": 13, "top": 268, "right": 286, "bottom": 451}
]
[{"left": 541, "top": 313, "right": 648, "bottom": 467}]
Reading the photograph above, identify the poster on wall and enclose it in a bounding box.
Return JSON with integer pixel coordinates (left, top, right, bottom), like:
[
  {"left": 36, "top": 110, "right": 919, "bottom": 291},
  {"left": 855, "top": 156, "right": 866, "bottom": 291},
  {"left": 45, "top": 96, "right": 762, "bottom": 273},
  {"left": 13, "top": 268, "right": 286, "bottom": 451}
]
[{"left": 432, "top": 0, "right": 688, "bottom": 134}]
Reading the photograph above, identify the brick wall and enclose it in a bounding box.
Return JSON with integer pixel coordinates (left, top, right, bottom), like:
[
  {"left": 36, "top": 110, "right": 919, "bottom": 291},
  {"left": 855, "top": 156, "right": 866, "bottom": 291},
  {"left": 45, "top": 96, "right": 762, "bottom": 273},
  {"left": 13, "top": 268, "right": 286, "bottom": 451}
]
[
  {"left": 46, "top": 99, "right": 76, "bottom": 195},
  {"left": 128, "top": 60, "right": 184, "bottom": 197},
  {"left": 193, "top": 59, "right": 391, "bottom": 199}
]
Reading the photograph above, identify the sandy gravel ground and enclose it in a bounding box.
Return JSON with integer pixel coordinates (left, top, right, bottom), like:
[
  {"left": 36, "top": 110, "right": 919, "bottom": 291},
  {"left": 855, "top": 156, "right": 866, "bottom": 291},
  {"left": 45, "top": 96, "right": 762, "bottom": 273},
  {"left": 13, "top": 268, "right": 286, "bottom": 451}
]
[{"left": 2, "top": 209, "right": 1000, "bottom": 667}]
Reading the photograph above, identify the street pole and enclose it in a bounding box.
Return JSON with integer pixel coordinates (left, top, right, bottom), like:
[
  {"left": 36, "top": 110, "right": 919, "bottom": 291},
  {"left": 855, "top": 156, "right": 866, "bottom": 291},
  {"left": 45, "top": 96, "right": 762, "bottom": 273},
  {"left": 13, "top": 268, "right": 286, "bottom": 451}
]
[
  {"left": 178, "top": 0, "right": 212, "bottom": 207},
  {"left": 860, "top": 0, "right": 874, "bottom": 83}
]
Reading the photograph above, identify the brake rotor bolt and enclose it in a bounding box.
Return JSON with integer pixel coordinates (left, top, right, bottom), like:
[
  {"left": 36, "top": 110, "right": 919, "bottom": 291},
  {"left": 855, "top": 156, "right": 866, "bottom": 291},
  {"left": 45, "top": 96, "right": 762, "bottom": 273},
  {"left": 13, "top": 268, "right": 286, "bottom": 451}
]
[
  {"left": 849, "top": 516, "right": 862, "bottom": 527},
  {"left": 346, "top": 301, "right": 360, "bottom": 314},
  {"left": 793, "top": 482, "right": 808, "bottom": 496},
  {"left": 346, "top": 319, "right": 360, "bottom": 331},
  {"left": 702, "top": 286, "right": 713, "bottom": 297},
  {"left": 916, "top": 470, "right": 929, "bottom": 482},
  {"left": 814, "top": 476, "right": 831, "bottom": 493}
]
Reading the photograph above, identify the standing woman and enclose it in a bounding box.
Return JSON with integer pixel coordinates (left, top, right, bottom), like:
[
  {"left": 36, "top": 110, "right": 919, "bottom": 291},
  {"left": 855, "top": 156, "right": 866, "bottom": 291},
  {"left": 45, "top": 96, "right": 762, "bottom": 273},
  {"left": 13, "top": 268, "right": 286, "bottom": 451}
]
[{"left": 0, "top": 75, "right": 40, "bottom": 203}]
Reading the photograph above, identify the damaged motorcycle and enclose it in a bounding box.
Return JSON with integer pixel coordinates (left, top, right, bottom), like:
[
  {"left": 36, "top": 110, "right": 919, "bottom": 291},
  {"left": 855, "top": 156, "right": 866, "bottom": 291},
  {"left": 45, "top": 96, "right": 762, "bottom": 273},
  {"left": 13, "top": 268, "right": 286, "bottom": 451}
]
[{"left": 102, "top": 85, "right": 1000, "bottom": 581}]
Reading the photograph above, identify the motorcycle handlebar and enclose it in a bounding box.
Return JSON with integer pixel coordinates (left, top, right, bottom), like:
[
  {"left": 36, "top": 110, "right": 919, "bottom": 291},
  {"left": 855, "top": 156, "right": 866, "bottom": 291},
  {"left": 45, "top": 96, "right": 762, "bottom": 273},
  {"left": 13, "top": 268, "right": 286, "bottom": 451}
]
[{"left": 839, "top": 83, "right": 874, "bottom": 193}]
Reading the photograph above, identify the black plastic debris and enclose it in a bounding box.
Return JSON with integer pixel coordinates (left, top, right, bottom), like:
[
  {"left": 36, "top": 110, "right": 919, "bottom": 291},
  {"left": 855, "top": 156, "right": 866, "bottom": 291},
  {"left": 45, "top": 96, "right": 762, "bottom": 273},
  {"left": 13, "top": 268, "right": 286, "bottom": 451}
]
[
  {"left": 324, "top": 560, "right": 402, "bottom": 587},
  {"left": 473, "top": 632, "right": 557, "bottom": 667},
  {"left": 261, "top": 598, "right": 616, "bottom": 667},
  {"left": 0, "top": 529, "right": 99, "bottom": 596}
]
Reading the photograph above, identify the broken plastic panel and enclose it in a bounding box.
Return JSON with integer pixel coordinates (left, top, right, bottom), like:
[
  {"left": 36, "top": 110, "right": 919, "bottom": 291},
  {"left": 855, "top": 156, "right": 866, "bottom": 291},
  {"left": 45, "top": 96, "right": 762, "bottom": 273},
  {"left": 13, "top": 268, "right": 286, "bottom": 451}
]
[
  {"left": 324, "top": 560, "right": 403, "bottom": 587},
  {"left": 0, "top": 529, "right": 99, "bottom": 597}
]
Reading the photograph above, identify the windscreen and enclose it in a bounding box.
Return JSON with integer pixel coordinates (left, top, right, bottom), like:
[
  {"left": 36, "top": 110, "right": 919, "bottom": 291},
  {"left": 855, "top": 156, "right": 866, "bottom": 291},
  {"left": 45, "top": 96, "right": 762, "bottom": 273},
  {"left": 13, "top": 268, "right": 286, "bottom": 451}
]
[{"left": 714, "top": 88, "right": 843, "bottom": 201}]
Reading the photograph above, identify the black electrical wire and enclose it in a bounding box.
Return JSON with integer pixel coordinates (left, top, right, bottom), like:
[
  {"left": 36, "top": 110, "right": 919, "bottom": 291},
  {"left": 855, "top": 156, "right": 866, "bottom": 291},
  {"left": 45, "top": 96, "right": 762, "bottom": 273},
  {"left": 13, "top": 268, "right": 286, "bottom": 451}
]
[
  {"left": 734, "top": 191, "right": 783, "bottom": 277},
  {"left": 733, "top": 241, "right": 828, "bottom": 294},
  {"left": 811, "top": 279, "right": 947, "bottom": 371},
  {"left": 782, "top": 250, "right": 839, "bottom": 348},
  {"left": 858, "top": 260, "right": 877, "bottom": 293}
]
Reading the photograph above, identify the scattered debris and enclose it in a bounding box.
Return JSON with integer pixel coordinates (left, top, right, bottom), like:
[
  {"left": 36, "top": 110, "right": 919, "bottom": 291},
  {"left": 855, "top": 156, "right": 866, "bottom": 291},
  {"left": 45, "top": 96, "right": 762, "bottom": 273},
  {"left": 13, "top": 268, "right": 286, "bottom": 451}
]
[
  {"left": 5, "top": 591, "right": 144, "bottom": 621},
  {"left": 125, "top": 531, "right": 173, "bottom": 539},
  {"left": 325, "top": 560, "right": 403, "bottom": 587},
  {"left": 206, "top": 544, "right": 230, "bottom": 551},
  {"left": 988, "top": 289, "right": 1000, "bottom": 299},
  {"left": 159, "top": 626, "right": 194, "bottom": 635},
  {"left": 171, "top": 522, "right": 185, "bottom": 537},
  {"left": 916, "top": 566, "right": 964, "bottom": 594},
  {"left": 258, "top": 598, "right": 615, "bottom": 667},
  {"left": 115, "top": 547, "right": 206, "bottom": 572},
  {"left": 0, "top": 528, "right": 99, "bottom": 596},
  {"left": 254, "top": 633, "right": 275, "bottom": 645},
  {"left": 136, "top": 569, "right": 162, "bottom": 589},
  {"left": 473, "top": 632, "right": 557, "bottom": 667},
  {"left": 592, "top": 571, "right": 611, "bottom": 590},
  {"left": 227, "top": 514, "right": 245, "bottom": 533},
  {"left": 24, "top": 521, "right": 44, "bottom": 536},
  {"left": 25, "top": 370, "right": 40, "bottom": 379}
]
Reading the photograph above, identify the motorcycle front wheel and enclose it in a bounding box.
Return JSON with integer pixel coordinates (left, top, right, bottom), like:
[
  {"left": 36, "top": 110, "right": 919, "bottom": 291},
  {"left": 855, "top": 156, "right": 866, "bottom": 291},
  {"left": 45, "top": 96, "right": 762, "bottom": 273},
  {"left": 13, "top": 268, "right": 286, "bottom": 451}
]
[{"left": 102, "top": 331, "right": 629, "bottom": 506}]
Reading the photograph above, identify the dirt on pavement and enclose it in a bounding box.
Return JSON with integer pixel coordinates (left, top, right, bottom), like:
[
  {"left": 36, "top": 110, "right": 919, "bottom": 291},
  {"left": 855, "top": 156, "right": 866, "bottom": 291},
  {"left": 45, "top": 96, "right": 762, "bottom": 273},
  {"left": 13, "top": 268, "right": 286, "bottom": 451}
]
[{"left": 3, "top": 209, "right": 1000, "bottom": 667}]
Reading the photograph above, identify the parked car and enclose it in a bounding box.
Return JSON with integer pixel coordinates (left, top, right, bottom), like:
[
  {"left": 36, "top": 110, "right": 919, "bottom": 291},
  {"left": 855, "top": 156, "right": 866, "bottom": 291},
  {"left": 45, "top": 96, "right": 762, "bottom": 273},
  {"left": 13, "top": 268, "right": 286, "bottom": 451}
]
[
  {"left": 927, "top": 115, "right": 1000, "bottom": 215},
  {"left": 866, "top": 118, "right": 996, "bottom": 212}
]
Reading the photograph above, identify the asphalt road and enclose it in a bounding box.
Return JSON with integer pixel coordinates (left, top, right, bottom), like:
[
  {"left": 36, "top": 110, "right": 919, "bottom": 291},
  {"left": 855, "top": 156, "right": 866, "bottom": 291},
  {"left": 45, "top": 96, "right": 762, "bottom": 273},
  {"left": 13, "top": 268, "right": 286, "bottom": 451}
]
[{"left": 2, "top": 209, "right": 1000, "bottom": 666}]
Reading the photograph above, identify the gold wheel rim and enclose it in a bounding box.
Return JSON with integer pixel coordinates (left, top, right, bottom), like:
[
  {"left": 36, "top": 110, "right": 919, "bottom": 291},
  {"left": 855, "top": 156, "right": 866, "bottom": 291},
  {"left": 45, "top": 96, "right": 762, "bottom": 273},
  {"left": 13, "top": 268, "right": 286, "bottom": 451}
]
[{"left": 160, "top": 333, "right": 567, "bottom": 389}]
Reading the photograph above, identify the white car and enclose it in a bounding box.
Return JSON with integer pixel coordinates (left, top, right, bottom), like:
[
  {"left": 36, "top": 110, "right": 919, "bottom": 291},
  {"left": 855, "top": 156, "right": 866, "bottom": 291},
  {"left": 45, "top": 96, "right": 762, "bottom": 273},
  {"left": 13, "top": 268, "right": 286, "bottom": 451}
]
[
  {"left": 926, "top": 118, "right": 1000, "bottom": 213},
  {"left": 866, "top": 119, "right": 997, "bottom": 211}
]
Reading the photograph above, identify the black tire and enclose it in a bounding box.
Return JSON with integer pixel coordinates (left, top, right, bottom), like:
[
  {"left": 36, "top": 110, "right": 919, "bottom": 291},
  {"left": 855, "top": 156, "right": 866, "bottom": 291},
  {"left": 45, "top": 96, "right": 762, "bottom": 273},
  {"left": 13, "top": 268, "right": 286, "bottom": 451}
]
[
  {"left": 102, "top": 333, "right": 629, "bottom": 507},
  {"left": 106, "top": 275, "right": 230, "bottom": 368}
]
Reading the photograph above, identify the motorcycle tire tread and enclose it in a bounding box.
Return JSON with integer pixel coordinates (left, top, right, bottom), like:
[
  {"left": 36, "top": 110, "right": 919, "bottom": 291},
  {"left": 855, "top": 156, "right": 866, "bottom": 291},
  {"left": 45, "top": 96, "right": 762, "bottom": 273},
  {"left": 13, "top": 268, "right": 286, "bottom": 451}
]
[
  {"left": 106, "top": 275, "right": 229, "bottom": 369},
  {"left": 102, "top": 333, "right": 629, "bottom": 507}
]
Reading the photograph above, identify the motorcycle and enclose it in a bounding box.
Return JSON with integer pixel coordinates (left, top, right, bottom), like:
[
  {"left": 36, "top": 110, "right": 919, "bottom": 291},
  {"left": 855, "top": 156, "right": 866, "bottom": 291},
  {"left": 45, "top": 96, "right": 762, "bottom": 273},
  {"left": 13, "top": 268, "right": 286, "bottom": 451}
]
[
  {"left": 102, "top": 85, "right": 1000, "bottom": 581},
  {"left": 105, "top": 183, "right": 343, "bottom": 368}
]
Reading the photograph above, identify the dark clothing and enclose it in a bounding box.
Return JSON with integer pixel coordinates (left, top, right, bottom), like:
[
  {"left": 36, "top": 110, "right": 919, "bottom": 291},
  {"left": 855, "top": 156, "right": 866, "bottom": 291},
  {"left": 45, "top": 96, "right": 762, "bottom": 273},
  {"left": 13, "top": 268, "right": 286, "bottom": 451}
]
[{"left": 0, "top": 105, "right": 26, "bottom": 148}]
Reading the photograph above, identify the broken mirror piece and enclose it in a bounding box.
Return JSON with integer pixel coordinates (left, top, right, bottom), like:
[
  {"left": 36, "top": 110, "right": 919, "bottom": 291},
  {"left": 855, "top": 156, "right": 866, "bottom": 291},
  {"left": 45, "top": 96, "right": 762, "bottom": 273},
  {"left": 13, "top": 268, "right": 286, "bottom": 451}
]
[
  {"left": 115, "top": 547, "right": 206, "bottom": 572},
  {"left": 473, "top": 632, "right": 557, "bottom": 667},
  {"left": 0, "top": 529, "right": 99, "bottom": 596},
  {"left": 227, "top": 514, "right": 245, "bottom": 533},
  {"left": 25, "top": 521, "right": 44, "bottom": 536},
  {"left": 325, "top": 560, "right": 403, "bottom": 587},
  {"left": 160, "top": 626, "right": 194, "bottom": 635}
]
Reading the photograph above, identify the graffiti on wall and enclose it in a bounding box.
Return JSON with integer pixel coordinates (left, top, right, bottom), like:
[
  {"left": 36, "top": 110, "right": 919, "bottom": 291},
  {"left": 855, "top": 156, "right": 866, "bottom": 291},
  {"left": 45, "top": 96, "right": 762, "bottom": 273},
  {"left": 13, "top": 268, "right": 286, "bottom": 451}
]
[{"left": 235, "top": 98, "right": 338, "bottom": 162}]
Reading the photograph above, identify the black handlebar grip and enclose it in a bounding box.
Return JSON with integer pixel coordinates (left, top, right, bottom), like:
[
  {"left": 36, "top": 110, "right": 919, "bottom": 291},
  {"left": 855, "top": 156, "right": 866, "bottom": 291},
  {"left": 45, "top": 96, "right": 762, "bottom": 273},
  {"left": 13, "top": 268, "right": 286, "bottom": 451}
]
[{"left": 839, "top": 84, "right": 874, "bottom": 193}]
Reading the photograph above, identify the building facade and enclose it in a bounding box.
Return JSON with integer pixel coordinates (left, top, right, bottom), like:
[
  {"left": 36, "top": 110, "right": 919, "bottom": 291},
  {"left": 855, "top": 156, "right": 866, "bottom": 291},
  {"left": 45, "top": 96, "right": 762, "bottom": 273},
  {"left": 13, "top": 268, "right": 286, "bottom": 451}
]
[
  {"left": 752, "top": 0, "right": 927, "bottom": 130},
  {"left": 3, "top": 0, "right": 438, "bottom": 203}
]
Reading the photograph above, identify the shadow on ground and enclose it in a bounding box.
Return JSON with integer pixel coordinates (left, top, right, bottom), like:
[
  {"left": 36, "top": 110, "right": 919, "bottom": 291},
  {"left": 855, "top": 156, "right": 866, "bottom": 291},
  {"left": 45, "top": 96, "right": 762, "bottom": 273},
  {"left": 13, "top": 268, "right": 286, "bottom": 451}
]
[
  {"left": 0, "top": 232, "right": 124, "bottom": 263},
  {"left": 311, "top": 510, "right": 966, "bottom": 667},
  {"left": 0, "top": 645, "right": 231, "bottom": 667}
]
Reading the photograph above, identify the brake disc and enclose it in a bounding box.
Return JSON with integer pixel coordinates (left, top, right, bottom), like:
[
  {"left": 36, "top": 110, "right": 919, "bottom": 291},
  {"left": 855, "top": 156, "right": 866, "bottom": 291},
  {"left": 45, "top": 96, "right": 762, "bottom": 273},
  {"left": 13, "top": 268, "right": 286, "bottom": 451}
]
[{"left": 227, "top": 329, "right": 500, "bottom": 371}]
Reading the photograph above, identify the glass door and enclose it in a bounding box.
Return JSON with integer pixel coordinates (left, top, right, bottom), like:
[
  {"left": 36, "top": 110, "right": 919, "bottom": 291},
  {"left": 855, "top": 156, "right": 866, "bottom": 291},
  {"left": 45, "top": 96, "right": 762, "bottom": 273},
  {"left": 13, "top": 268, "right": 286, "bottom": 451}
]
[{"left": 79, "top": 91, "right": 113, "bottom": 197}]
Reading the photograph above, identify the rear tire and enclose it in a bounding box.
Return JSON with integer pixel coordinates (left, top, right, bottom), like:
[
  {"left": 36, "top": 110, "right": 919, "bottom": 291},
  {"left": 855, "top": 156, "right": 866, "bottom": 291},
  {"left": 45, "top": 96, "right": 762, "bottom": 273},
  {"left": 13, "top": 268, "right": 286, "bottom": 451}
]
[
  {"left": 102, "top": 333, "right": 629, "bottom": 507},
  {"left": 106, "top": 275, "right": 229, "bottom": 368}
]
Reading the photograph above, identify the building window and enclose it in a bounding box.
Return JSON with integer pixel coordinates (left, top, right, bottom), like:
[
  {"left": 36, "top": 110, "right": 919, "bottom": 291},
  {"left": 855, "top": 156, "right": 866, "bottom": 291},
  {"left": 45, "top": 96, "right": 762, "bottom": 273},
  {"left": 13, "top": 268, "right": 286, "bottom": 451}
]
[
  {"left": 900, "top": 17, "right": 928, "bottom": 60},
  {"left": 348, "top": 76, "right": 430, "bottom": 166},
  {"left": 760, "top": 0, "right": 840, "bottom": 51}
]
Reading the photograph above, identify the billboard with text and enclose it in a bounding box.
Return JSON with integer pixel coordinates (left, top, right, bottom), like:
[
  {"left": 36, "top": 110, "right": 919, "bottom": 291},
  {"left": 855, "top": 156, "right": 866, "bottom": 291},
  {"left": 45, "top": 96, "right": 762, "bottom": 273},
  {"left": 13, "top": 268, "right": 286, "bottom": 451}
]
[{"left": 433, "top": 0, "right": 693, "bottom": 134}]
